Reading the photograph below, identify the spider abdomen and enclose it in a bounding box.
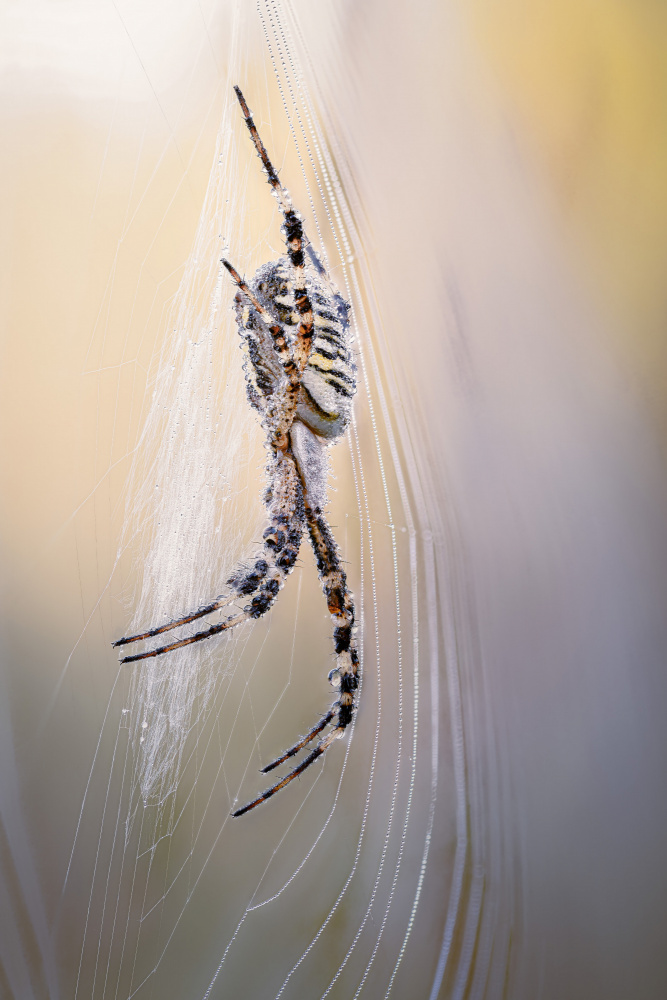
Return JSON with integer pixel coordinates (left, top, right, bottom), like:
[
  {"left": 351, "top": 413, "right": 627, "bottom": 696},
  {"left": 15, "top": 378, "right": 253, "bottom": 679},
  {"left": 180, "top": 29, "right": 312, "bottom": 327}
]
[{"left": 236, "top": 257, "right": 355, "bottom": 441}]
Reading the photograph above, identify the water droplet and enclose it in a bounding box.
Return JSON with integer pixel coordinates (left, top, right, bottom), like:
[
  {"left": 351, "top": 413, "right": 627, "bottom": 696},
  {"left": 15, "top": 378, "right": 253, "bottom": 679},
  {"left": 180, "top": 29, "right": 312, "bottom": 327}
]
[{"left": 328, "top": 668, "right": 341, "bottom": 689}]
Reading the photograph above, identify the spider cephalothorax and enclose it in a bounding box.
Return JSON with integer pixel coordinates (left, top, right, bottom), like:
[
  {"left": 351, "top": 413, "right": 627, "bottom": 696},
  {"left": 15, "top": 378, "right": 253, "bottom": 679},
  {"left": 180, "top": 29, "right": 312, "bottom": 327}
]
[{"left": 114, "top": 86, "right": 359, "bottom": 816}]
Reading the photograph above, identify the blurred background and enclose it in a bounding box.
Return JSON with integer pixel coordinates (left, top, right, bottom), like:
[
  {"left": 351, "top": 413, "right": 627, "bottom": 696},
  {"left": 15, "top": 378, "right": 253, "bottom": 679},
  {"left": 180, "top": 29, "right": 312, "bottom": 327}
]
[{"left": 1, "top": 1, "right": 666, "bottom": 998}]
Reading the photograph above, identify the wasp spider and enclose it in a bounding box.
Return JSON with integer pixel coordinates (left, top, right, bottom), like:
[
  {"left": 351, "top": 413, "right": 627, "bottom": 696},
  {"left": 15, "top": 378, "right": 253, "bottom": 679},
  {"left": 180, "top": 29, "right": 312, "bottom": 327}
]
[{"left": 114, "top": 87, "right": 359, "bottom": 817}]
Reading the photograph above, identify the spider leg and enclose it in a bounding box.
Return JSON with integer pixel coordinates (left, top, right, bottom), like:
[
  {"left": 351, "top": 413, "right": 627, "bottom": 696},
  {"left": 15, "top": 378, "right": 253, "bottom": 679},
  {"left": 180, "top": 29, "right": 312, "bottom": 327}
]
[
  {"left": 304, "top": 502, "right": 359, "bottom": 729},
  {"left": 221, "top": 259, "right": 293, "bottom": 372},
  {"left": 114, "top": 451, "right": 305, "bottom": 662},
  {"left": 222, "top": 256, "right": 313, "bottom": 452},
  {"left": 233, "top": 87, "right": 314, "bottom": 378},
  {"left": 292, "top": 420, "right": 359, "bottom": 726},
  {"left": 260, "top": 708, "right": 336, "bottom": 773},
  {"left": 222, "top": 257, "right": 302, "bottom": 451},
  {"left": 119, "top": 614, "right": 246, "bottom": 663},
  {"left": 233, "top": 86, "right": 295, "bottom": 222},
  {"left": 113, "top": 595, "right": 236, "bottom": 649},
  {"left": 232, "top": 726, "right": 344, "bottom": 817},
  {"left": 231, "top": 429, "right": 359, "bottom": 817}
]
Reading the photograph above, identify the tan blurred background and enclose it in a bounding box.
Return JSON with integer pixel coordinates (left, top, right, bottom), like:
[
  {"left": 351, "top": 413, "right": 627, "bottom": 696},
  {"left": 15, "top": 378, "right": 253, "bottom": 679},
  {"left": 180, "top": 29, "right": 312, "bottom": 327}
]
[
  {"left": 469, "top": 0, "right": 667, "bottom": 437},
  {"left": 2, "top": 1, "right": 667, "bottom": 998}
]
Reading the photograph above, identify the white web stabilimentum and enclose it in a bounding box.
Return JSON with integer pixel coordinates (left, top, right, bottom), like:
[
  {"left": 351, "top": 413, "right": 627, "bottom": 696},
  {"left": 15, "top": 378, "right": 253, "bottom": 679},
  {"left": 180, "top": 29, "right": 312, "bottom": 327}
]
[{"left": 119, "top": 93, "right": 265, "bottom": 817}]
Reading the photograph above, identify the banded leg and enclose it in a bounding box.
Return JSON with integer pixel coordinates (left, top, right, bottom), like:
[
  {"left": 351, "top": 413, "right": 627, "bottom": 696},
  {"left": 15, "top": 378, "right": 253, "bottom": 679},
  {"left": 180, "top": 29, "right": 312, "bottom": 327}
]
[
  {"left": 114, "top": 451, "right": 305, "bottom": 663},
  {"left": 260, "top": 709, "right": 335, "bottom": 774},
  {"left": 259, "top": 502, "right": 358, "bottom": 756},
  {"left": 232, "top": 727, "right": 343, "bottom": 818},
  {"left": 231, "top": 503, "right": 358, "bottom": 817},
  {"left": 233, "top": 89, "right": 314, "bottom": 382},
  {"left": 112, "top": 594, "right": 236, "bottom": 649},
  {"left": 305, "top": 504, "right": 359, "bottom": 729}
]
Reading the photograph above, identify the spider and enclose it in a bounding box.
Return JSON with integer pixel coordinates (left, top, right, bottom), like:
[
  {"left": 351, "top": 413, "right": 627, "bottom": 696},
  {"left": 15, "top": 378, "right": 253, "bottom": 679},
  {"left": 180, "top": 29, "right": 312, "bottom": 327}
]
[{"left": 114, "top": 86, "right": 359, "bottom": 817}]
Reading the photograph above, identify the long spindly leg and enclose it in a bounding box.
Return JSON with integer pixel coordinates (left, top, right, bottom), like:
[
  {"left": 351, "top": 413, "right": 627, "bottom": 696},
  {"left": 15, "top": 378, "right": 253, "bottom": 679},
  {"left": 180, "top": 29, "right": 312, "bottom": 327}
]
[
  {"left": 231, "top": 502, "right": 359, "bottom": 817},
  {"left": 232, "top": 86, "right": 295, "bottom": 230},
  {"left": 260, "top": 708, "right": 336, "bottom": 774},
  {"left": 233, "top": 87, "right": 313, "bottom": 370},
  {"left": 304, "top": 503, "right": 360, "bottom": 726},
  {"left": 112, "top": 596, "right": 237, "bottom": 650},
  {"left": 254, "top": 501, "right": 358, "bottom": 770},
  {"left": 119, "top": 614, "right": 247, "bottom": 663},
  {"left": 232, "top": 727, "right": 343, "bottom": 817},
  {"left": 113, "top": 451, "right": 305, "bottom": 662}
]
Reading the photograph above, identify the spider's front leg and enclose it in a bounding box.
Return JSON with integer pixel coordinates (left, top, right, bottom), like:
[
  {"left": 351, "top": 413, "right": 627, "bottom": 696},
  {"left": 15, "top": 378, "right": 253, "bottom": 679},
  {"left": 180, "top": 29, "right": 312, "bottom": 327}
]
[{"left": 231, "top": 87, "right": 314, "bottom": 387}]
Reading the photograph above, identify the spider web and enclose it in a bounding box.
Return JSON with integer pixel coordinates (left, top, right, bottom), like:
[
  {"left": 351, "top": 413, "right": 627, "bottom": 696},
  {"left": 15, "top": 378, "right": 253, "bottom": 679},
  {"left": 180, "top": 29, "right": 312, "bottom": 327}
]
[
  {"left": 1, "top": 2, "right": 514, "bottom": 999},
  {"left": 58, "top": 8, "right": 462, "bottom": 993},
  {"left": 6, "top": 3, "right": 667, "bottom": 1000}
]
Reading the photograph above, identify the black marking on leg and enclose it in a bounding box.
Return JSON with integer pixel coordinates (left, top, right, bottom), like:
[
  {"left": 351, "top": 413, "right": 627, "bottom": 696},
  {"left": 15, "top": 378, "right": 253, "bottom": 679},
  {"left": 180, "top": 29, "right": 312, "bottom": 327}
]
[
  {"left": 263, "top": 578, "right": 281, "bottom": 598},
  {"left": 229, "top": 558, "right": 269, "bottom": 595},
  {"left": 333, "top": 625, "right": 352, "bottom": 653},
  {"left": 337, "top": 702, "right": 354, "bottom": 728},
  {"left": 276, "top": 546, "right": 299, "bottom": 571},
  {"left": 340, "top": 671, "right": 358, "bottom": 694},
  {"left": 248, "top": 592, "right": 273, "bottom": 619},
  {"left": 263, "top": 527, "right": 285, "bottom": 551}
]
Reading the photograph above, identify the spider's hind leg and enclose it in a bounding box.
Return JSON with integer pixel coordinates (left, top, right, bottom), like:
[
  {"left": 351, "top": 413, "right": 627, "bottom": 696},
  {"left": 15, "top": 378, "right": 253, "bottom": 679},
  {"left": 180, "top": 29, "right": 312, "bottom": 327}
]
[
  {"left": 292, "top": 419, "right": 359, "bottom": 729},
  {"left": 259, "top": 430, "right": 359, "bottom": 770},
  {"left": 232, "top": 726, "right": 345, "bottom": 818},
  {"left": 114, "top": 451, "right": 306, "bottom": 662},
  {"left": 304, "top": 502, "right": 360, "bottom": 731},
  {"left": 230, "top": 430, "right": 359, "bottom": 817}
]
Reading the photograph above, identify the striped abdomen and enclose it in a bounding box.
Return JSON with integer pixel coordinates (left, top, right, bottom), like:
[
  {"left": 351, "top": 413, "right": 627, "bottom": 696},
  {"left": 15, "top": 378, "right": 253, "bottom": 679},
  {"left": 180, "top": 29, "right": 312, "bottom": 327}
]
[{"left": 235, "top": 257, "right": 355, "bottom": 442}]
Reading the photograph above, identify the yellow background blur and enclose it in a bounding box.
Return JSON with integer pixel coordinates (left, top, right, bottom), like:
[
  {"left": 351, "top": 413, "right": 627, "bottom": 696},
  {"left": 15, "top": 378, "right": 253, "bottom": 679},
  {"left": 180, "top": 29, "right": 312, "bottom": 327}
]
[{"left": 470, "top": 0, "right": 667, "bottom": 433}]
